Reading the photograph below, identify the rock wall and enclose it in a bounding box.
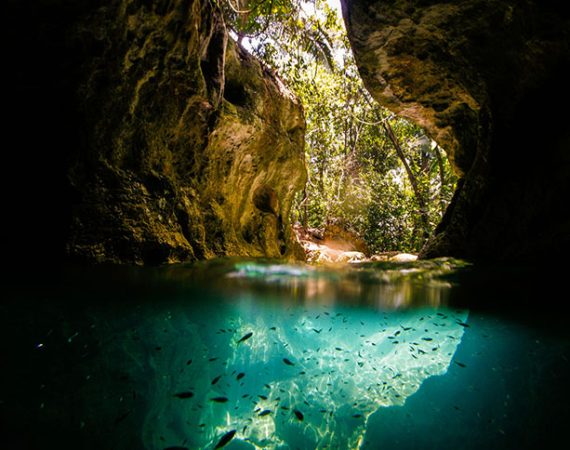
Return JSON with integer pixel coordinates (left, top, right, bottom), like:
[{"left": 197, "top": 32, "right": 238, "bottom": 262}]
[
  {"left": 7, "top": 0, "right": 306, "bottom": 265},
  {"left": 341, "top": 0, "right": 570, "bottom": 261}
]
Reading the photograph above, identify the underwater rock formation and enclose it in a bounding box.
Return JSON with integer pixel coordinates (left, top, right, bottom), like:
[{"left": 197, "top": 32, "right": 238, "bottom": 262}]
[
  {"left": 7, "top": 0, "right": 306, "bottom": 265},
  {"left": 341, "top": 0, "right": 570, "bottom": 261}
]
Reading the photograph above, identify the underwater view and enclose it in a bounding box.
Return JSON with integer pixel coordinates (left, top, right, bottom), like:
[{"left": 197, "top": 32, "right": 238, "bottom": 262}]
[{"left": 2, "top": 259, "right": 569, "bottom": 450}]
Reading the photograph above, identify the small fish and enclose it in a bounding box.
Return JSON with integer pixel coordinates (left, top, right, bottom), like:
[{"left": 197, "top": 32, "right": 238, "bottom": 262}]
[
  {"left": 258, "top": 409, "right": 272, "bottom": 416},
  {"left": 335, "top": 347, "right": 342, "bottom": 351},
  {"left": 455, "top": 361, "right": 467, "bottom": 368},
  {"left": 209, "top": 357, "right": 219, "bottom": 362},
  {"left": 238, "top": 332, "right": 253, "bottom": 343},
  {"left": 186, "top": 359, "right": 192, "bottom": 365},
  {"left": 236, "top": 372, "right": 245, "bottom": 381},
  {"left": 281, "top": 406, "right": 290, "bottom": 410},
  {"left": 211, "top": 375, "right": 222, "bottom": 385},
  {"left": 270, "top": 327, "right": 276, "bottom": 331},
  {"left": 283, "top": 358, "right": 295, "bottom": 366},
  {"left": 258, "top": 395, "right": 268, "bottom": 400},
  {"left": 114, "top": 410, "right": 131, "bottom": 425},
  {"left": 174, "top": 391, "right": 194, "bottom": 399},
  {"left": 456, "top": 321, "right": 470, "bottom": 328},
  {"left": 395, "top": 330, "right": 401, "bottom": 336},
  {"left": 352, "top": 414, "right": 363, "bottom": 418},
  {"left": 422, "top": 337, "right": 433, "bottom": 341},
  {"left": 312, "top": 328, "right": 322, "bottom": 334},
  {"left": 214, "top": 430, "right": 236, "bottom": 449},
  {"left": 210, "top": 397, "right": 229, "bottom": 403},
  {"left": 294, "top": 409, "right": 304, "bottom": 421},
  {"left": 264, "top": 384, "right": 271, "bottom": 389}
]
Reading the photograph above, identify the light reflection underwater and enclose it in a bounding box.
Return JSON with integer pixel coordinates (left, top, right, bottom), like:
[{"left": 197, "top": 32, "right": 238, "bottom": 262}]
[{"left": 135, "top": 260, "right": 469, "bottom": 449}]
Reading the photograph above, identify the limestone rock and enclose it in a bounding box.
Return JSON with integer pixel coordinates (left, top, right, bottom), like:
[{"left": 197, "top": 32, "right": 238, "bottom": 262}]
[
  {"left": 58, "top": 0, "right": 307, "bottom": 264},
  {"left": 342, "top": 0, "right": 570, "bottom": 261}
]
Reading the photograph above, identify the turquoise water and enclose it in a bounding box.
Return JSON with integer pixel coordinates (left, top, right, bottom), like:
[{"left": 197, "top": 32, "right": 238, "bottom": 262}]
[{"left": 1, "top": 259, "right": 569, "bottom": 449}]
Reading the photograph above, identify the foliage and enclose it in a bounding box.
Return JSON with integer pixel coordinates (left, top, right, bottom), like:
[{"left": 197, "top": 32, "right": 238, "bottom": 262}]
[{"left": 220, "top": 0, "right": 457, "bottom": 253}]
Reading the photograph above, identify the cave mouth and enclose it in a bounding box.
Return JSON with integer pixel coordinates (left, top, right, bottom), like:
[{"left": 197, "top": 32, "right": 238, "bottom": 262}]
[
  {"left": 227, "top": 0, "right": 458, "bottom": 263},
  {"left": 291, "top": 117, "right": 457, "bottom": 263}
]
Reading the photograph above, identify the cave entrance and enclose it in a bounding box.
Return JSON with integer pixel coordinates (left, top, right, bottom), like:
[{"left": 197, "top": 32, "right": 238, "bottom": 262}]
[
  {"left": 222, "top": 0, "right": 457, "bottom": 261},
  {"left": 291, "top": 110, "right": 457, "bottom": 263}
]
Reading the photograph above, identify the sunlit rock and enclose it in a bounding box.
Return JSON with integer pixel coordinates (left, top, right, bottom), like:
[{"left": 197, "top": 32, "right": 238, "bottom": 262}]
[{"left": 61, "top": 0, "right": 306, "bottom": 264}]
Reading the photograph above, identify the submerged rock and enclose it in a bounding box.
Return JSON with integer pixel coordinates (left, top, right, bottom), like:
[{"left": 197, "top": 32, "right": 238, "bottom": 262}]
[{"left": 341, "top": 0, "right": 570, "bottom": 261}]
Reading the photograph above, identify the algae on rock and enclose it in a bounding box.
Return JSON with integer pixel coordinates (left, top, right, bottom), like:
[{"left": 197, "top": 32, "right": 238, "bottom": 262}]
[{"left": 66, "top": 0, "right": 307, "bottom": 264}]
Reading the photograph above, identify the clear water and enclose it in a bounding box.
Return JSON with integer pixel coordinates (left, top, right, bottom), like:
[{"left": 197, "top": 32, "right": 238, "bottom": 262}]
[{"left": 1, "top": 259, "right": 568, "bottom": 449}]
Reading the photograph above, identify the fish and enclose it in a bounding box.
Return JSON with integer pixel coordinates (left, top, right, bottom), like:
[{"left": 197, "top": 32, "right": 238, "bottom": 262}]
[
  {"left": 335, "top": 347, "right": 342, "bottom": 351},
  {"left": 422, "top": 337, "right": 433, "bottom": 341},
  {"left": 270, "top": 327, "right": 276, "bottom": 331},
  {"left": 455, "top": 361, "right": 467, "bottom": 368},
  {"left": 258, "top": 409, "right": 272, "bottom": 416},
  {"left": 294, "top": 409, "right": 304, "bottom": 421},
  {"left": 456, "top": 321, "right": 470, "bottom": 328},
  {"left": 114, "top": 410, "right": 131, "bottom": 426},
  {"left": 258, "top": 395, "right": 268, "bottom": 400},
  {"left": 210, "top": 397, "right": 229, "bottom": 403},
  {"left": 211, "top": 375, "right": 222, "bottom": 385},
  {"left": 352, "top": 414, "right": 363, "bottom": 418},
  {"left": 313, "top": 328, "right": 322, "bottom": 334},
  {"left": 236, "top": 372, "right": 245, "bottom": 380},
  {"left": 283, "top": 358, "right": 295, "bottom": 366},
  {"left": 209, "top": 357, "right": 219, "bottom": 362},
  {"left": 264, "top": 384, "right": 271, "bottom": 389},
  {"left": 174, "top": 392, "right": 194, "bottom": 399},
  {"left": 237, "top": 332, "right": 253, "bottom": 344},
  {"left": 214, "top": 430, "right": 236, "bottom": 449},
  {"left": 186, "top": 359, "right": 192, "bottom": 365}
]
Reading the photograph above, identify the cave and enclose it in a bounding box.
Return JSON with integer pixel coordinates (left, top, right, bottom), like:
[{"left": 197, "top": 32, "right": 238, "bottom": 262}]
[{"left": 2, "top": 1, "right": 569, "bottom": 449}]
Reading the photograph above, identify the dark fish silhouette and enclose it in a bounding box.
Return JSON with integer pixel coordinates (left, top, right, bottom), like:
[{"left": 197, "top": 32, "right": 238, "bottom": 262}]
[
  {"left": 455, "top": 361, "right": 466, "bottom": 368},
  {"left": 238, "top": 332, "right": 253, "bottom": 343},
  {"left": 174, "top": 391, "right": 194, "bottom": 399},
  {"left": 258, "top": 409, "right": 272, "bottom": 416},
  {"left": 236, "top": 372, "right": 245, "bottom": 380},
  {"left": 258, "top": 395, "right": 268, "bottom": 400},
  {"left": 422, "top": 337, "right": 433, "bottom": 341},
  {"left": 313, "top": 328, "right": 322, "bottom": 334},
  {"left": 352, "top": 414, "right": 363, "bottom": 418},
  {"left": 209, "top": 357, "right": 219, "bottom": 362},
  {"left": 186, "top": 359, "right": 192, "bottom": 365},
  {"left": 210, "top": 397, "right": 229, "bottom": 403},
  {"left": 214, "top": 430, "right": 236, "bottom": 448},
  {"left": 294, "top": 409, "right": 304, "bottom": 421},
  {"left": 211, "top": 375, "right": 222, "bottom": 385},
  {"left": 270, "top": 327, "right": 276, "bottom": 331},
  {"left": 456, "top": 321, "right": 470, "bottom": 328},
  {"left": 283, "top": 358, "right": 295, "bottom": 366}
]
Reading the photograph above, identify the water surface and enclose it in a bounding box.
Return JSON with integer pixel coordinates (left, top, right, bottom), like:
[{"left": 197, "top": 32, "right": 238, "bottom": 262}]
[{"left": 1, "top": 259, "right": 568, "bottom": 449}]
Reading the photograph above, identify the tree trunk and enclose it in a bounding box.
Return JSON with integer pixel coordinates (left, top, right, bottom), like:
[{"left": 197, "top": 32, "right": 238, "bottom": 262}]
[
  {"left": 383, "top": 120, "right": 431, "bottom": 244},
  {"left": 433, "top": 144, "right": 447, "bottom": 216}
]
